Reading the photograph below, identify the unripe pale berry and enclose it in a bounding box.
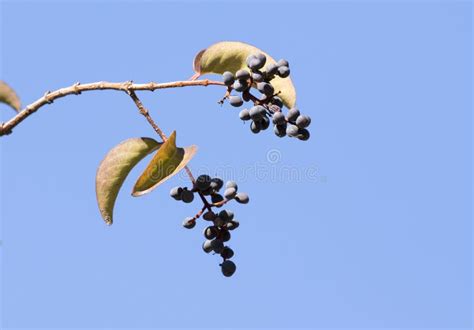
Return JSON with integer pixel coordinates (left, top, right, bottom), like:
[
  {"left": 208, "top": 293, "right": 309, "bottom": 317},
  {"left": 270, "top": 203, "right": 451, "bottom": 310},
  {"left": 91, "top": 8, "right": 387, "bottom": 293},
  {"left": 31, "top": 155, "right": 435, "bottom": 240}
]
[
  {"left": 183, "top": 217, "right": 196, "bottom": 229},
  {"left": 235, "top": 192, "right": 249, "bottom": 204},
  {"left": 226, "top": 181, "right": 238, "bottom": 190},
  {"left": 250, "top": 121, "right": 261, "bottom": 134},
  {"left": 210, "top": 177, "right": 224, "bottom": 191},
  {"left": 224, "top": 187, "right": 237, "bottom": 199}
]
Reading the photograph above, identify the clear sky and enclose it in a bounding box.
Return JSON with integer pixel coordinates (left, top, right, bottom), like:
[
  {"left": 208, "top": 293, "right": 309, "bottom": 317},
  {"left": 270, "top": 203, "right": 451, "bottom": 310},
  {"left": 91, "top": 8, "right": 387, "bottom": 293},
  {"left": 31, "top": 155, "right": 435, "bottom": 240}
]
[{"left": 0, "top": 1, "right": 472, "bottom": 329}]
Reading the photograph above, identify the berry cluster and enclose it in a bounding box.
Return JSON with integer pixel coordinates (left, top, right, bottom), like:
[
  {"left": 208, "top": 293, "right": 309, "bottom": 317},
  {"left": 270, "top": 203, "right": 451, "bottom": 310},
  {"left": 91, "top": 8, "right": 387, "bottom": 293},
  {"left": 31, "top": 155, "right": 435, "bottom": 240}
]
[
  {"left": 170, "top": 175, "right": 249, "bottom": 277},
  {"left": 221, "top": 53, "right": 311, "bottom": 141}
]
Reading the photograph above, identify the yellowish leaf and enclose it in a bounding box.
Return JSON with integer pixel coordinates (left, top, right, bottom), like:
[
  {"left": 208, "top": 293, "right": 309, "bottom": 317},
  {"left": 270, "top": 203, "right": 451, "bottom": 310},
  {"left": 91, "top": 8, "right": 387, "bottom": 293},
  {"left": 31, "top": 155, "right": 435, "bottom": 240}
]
[
  {"left": 132, "top": 131, "right": 197, "bottom": 197},
  {"left": 193, "top": 41, "right": 296, "bottom": 109},
  {"left": 0, "top": 81, "right": 21, "bottom": 112},
  {"left": 95, "top": 137, "right": 161, "bottom": 225}
]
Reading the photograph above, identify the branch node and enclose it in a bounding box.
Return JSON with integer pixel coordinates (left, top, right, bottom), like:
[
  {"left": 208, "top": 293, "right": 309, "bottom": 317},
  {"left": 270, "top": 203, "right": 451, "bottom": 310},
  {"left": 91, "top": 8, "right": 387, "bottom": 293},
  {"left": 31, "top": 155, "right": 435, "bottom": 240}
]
[
  {"left": 123, "top": 80, "right": 133, "bottom": 93},
  {"left": 73, "top": 82, "right": 82, "bottom": 95},
  {"left": 43, "top": 91, "right": 54, "bottom": 104}
]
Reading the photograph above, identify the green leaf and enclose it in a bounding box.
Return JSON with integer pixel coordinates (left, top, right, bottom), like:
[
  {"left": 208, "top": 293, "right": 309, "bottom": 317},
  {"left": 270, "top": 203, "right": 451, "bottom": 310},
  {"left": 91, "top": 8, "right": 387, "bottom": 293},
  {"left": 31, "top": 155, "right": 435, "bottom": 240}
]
[
  {"left": 132, "top": 131, "right": 197, "bottom": 197},
  {"left": 0, "top": 81, "right": 21, "bottom": 112},
  {"left": 95, "top": 137, "right": 161, "bottom": 225},
  {"left": 193, "top": 41, "right": 296, "bottom": 109}
]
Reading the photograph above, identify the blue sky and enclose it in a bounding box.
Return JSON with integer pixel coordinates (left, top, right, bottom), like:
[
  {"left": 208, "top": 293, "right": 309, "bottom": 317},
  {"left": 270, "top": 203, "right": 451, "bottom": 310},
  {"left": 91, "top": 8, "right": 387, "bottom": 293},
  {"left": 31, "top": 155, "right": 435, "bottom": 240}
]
[{"left": 0, "top": 1, "right": 472, "bottom": 329}]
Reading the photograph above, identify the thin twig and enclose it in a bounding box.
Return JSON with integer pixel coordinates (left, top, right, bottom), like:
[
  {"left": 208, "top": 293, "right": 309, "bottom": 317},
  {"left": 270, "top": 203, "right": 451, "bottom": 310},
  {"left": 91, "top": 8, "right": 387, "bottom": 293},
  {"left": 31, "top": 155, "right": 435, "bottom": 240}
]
[
  {"left": 126, "top": 90, "right": 213, "bottom": 213},
  {"left": 0, "top": 79, "right": 225, "bottom": 136}
]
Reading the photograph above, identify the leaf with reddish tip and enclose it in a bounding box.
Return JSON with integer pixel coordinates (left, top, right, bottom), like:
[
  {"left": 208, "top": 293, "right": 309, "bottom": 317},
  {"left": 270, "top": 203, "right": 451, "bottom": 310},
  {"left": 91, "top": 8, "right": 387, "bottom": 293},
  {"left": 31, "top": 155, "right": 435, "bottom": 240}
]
[
  {"left": 96, "top": 137, "right": 161, "bottom": 225},
  {"left": 0, "top": 81, "right": 21, "bottom": 112},
  {"left": 192, "top": 41, "right": 296, "bottom": 109},
  {"left": 132, "top": 131, "right": 197, "bottom": 197}
]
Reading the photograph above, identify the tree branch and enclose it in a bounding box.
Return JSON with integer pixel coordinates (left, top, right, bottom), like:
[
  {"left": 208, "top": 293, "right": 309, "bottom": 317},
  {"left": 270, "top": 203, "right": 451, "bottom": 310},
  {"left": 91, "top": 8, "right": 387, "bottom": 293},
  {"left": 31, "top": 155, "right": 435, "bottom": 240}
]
[
  {"left": 126, "top": 90, "right": 213, "bottom": 213},
  {"left": 0, "top": 79, "right": 225, "bottom": 136}
]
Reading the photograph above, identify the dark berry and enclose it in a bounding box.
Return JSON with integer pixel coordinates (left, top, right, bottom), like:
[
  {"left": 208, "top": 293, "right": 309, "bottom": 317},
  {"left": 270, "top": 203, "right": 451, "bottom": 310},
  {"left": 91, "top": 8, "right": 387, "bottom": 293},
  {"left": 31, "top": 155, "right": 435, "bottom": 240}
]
[
  {"left": 277, "top": 59, "right": 289, "bottom": 68},
  {"left": 181, "top": 189, "right": 194, "bottom": 203},
  {"left": 286, "top": 108, "right": 300, "bottom": 122},
  {"left": 233, "top": 80, "right": 247, "bottom": 92},
  {"left": 210, "top": 178, "right": 224, "bottom": 191},
  {"left": 277, "top": 66, "right": 290, "bottom": 78},
  {"left": 250, "top": 120, "right": 262, "bottom": 134},
  {"left": 261, "top": 116, "right": 270, "bottom": 130},
  {"left": 195, "top": 174, "right": 211, "bottom": 191},
  {"left": 204, "top": 226, "right": 218, "bottom": 239},
  {"left": 274, "top": 123, "right": 287, "bottom": 137},
  {"left": 235, "top": 69, "right": 250, "bottom": 80},
  {"left": 226, "top": 220, "right": 240, "bottom": 231},
  {"left": 203, "top": 211, "right": 216, "bottom": 221},
  {"left": 220, "top": 260, "right": 236, "bottom": 277},
  {"left": 239, "top": 109, "right": 251, "bottom": 121},
  {"left": 213, "top": 216, "right": 225, "bottom": 227},
  {"left": 211, "top": 239, "right": 224, "bottom": 253},
  {"left": 219, "top": 209, "right": 234, "bottom": 222},
  {"left": 211, "top": 193, "right": 224, "bottom": 205},
  {"left": 251, "top": 71, "right": 264, "bottom": 82},
  {"left": 220, "top": 246, "right": 234, "bottom": 259},
  {"left": 286, "top": 124, "right": 299, "bottom": 137},
  {"left": 266, "top": 63, "right": 279, "bottom": 76},
  {"left": 202, "top": 240, "right": 213, "bottom": 253},
  {"left": 170, "top": 187, "right": 183, "bottom": 200},
  {"left": 257, "top": 82, "right": 274, "bottom": 96},
  {"left": 296, "top": 115, "right": 311, "bottom": 128},
  {"left": 221, "top": 230, "right": 231, "bottom": 242},
  {"left": 222, "top": 71, "right": 235, "bottom": 86},
  {"left": 272, "top": 111, "right": 286, "bottom": 125}
]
